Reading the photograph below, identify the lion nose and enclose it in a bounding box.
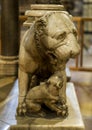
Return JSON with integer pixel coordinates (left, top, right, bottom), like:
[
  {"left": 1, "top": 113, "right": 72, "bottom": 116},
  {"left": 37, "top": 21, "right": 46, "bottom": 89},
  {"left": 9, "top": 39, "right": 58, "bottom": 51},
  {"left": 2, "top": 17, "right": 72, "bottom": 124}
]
[
  {"left": 70, "top": 47, "right": 80, "bottom": 58},
  {"left": 68, "top": 34, "right": 80, "bottom": 58}
]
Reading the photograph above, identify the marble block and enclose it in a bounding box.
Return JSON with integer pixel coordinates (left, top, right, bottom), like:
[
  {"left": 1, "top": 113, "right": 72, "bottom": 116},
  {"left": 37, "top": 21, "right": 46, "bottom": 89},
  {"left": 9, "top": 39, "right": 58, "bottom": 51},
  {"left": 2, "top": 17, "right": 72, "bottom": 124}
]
[{"left": 9, "top": 82, "right": 85, "bottom": 130}]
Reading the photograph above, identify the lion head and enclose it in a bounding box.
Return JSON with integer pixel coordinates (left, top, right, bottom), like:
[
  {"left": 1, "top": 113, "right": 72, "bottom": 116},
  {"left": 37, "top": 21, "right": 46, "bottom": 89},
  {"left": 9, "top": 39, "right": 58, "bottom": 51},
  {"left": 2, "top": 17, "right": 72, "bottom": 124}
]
[{"left": 34, "top": 12, "right": 80, "bottom": 62}]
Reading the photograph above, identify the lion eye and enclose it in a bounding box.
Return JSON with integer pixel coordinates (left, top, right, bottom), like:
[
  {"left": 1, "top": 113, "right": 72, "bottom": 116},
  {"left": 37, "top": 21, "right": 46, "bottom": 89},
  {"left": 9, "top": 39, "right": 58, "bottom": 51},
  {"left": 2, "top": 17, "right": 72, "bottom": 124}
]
[{"left": 56, "top": 32, "right": 66, "bottom": 41}]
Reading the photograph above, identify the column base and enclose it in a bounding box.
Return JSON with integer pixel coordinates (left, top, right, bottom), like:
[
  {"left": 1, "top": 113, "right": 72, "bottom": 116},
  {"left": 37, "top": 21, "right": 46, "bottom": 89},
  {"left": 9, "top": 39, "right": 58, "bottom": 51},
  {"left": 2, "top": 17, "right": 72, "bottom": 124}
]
[{"left": 0, "top": 55, "right": 18, "bottom": 76}]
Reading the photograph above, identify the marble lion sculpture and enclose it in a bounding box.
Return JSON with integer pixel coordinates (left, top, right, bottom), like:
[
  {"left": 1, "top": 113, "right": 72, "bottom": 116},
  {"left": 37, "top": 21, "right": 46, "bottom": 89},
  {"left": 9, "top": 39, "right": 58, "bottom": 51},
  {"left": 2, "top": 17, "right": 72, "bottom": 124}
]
[{"left": 17, "top": 11, "right": 80, "bottom": 117}]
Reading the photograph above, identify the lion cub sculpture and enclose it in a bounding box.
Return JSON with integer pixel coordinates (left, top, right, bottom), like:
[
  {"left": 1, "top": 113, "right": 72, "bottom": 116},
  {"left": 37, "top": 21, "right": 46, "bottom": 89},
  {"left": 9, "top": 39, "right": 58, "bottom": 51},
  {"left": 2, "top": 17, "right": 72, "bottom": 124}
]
[{"left": 25, "top": 74, "right": 68, "bottom": 117}]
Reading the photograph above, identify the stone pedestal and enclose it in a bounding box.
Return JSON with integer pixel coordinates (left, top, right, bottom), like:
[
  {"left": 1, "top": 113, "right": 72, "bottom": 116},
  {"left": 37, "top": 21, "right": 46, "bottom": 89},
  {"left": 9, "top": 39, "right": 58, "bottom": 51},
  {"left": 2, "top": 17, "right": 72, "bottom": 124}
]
[{"left": 7, "top": 83, "right": 85, "bottom": 130}]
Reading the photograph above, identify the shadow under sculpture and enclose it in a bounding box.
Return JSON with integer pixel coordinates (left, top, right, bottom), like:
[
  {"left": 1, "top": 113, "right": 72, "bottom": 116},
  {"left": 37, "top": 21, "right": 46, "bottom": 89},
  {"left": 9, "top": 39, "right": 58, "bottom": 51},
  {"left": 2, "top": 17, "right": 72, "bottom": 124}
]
[{"left": 17, "top": 11, "right": 80, "bottom": 117}]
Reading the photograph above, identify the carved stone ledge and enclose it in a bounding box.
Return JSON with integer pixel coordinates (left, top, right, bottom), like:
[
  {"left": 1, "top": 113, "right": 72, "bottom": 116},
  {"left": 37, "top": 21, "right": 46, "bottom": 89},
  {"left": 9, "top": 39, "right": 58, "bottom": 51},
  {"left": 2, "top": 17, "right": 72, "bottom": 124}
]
[
  {"left": 24, "top": 4, "right": 65, "bottom": 27},
  {"left": 30, "top": 4, "right": 65, "bottom": 10}
]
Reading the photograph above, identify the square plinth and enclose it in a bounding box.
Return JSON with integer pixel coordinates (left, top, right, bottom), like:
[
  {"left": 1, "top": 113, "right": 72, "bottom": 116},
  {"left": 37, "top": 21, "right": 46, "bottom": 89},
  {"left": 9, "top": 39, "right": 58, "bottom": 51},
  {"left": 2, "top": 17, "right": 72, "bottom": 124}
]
[{"left": 7, "top": 82, "right": 85, "bottom": 130}]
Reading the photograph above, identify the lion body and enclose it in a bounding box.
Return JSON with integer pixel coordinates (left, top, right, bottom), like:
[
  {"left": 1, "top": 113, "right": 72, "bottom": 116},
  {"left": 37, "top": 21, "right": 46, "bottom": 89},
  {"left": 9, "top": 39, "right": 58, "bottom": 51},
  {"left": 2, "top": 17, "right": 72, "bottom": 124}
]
[{"left": 18, "top": 12, "right": 80, "bottom": 116}]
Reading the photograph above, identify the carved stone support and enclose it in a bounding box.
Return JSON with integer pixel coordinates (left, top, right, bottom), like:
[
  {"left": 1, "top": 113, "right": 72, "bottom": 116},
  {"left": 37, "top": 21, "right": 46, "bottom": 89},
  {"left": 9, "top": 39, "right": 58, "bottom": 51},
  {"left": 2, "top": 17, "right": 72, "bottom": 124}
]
[{"left": 0, "top": 0, "right": 19, "bottom": 76}]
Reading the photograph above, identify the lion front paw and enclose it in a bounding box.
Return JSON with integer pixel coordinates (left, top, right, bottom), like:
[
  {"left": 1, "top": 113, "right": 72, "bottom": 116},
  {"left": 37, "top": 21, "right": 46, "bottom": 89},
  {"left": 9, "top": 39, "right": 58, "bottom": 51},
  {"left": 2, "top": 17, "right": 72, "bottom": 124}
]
[
  {"left": 17, "top": 102, "right": 27, "bottom": 116},
  {"left": 57, "top": 109, "right": 68, "bottom": 117},
  {"left": 57, "top": 104, "right": 68, "bottom": 117}
]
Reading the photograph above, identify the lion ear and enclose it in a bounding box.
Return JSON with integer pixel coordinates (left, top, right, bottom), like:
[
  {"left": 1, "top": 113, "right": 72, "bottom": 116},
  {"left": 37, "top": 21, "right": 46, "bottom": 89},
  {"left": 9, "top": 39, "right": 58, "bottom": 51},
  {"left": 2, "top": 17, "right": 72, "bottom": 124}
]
[
  {"left": 34, "top": 19, "right": 42, "bottom": 30},
  {"left": 34, "top": 17, "right": 47, "bottom": 31}
]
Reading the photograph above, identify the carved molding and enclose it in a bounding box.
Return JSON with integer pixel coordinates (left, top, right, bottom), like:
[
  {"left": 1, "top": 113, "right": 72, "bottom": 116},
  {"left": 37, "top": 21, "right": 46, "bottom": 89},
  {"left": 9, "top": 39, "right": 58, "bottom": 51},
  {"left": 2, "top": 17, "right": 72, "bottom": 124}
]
[{"left": 0, "top": 55, "right": 18, "bottom": 76}]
